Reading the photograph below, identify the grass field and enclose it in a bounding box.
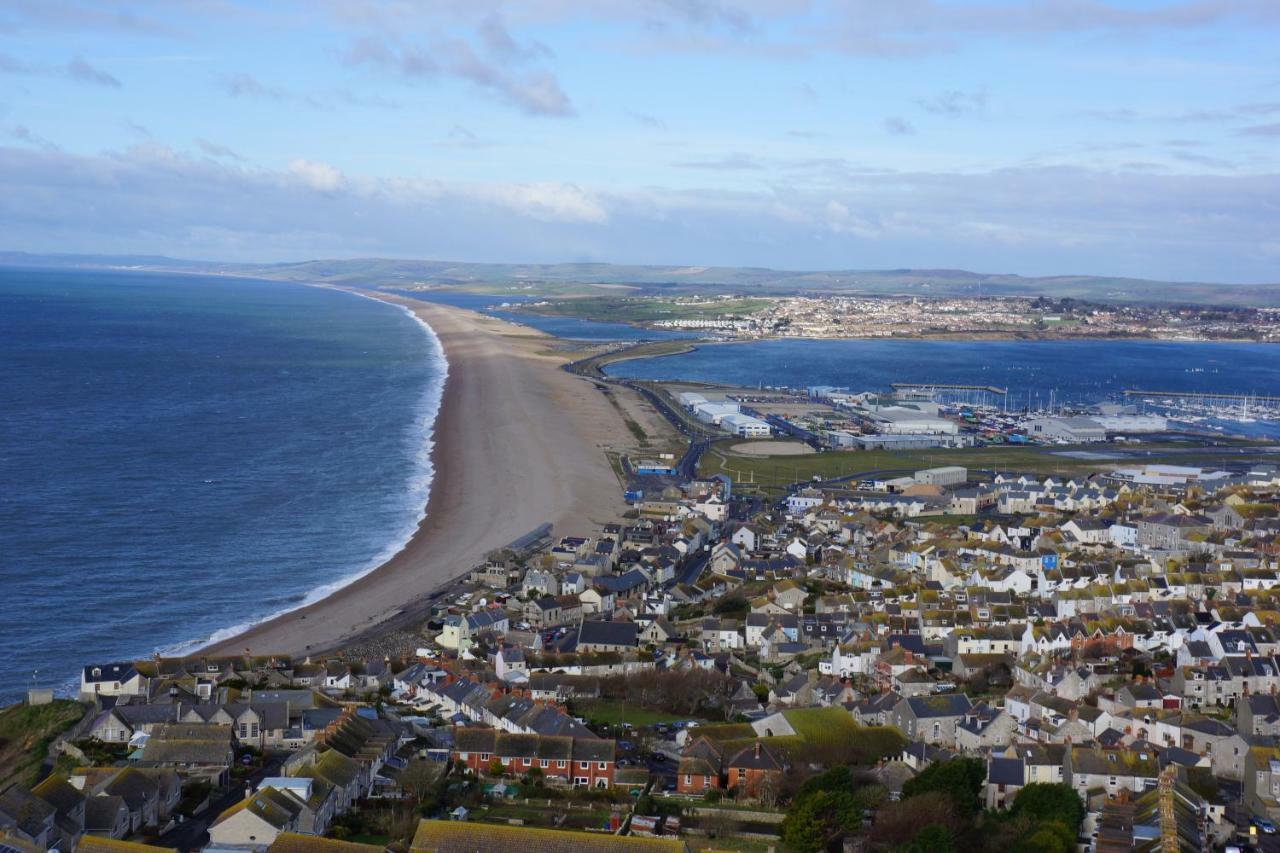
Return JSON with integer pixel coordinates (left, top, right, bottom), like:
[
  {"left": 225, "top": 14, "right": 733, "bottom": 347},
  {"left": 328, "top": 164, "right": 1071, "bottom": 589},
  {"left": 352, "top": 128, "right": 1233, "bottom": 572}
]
[
  {"left": 0, "top": 699, "right": 85, "bottom": 788},
  {"left": 696, "top": 708, "right": 905, "bottom": 765},
  {"left": 523, "top": 296, "right": 772, "bottom": 326},
  {"left": 700, "top": 438, "right": 1279, "bottom": 495}
]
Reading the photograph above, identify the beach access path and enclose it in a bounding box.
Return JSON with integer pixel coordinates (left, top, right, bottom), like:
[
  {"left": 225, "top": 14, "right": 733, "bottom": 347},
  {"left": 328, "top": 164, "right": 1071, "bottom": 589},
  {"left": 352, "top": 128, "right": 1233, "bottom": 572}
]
[{"left": 205, "top": 292, "right": 629, "bottom": 658}]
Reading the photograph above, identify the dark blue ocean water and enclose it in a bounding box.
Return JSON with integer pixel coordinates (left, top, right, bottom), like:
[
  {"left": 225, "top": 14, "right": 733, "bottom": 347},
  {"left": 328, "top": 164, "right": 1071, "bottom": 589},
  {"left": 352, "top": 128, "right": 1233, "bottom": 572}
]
[
  {"left": 605, "top": 338, "right": 1280, "bottom": 437},
  {"left": 0, "top": 268, "right": 443, "bottom": 702},
  {"left": 381, "top": 289, "right": 695, "bottom": 341}
]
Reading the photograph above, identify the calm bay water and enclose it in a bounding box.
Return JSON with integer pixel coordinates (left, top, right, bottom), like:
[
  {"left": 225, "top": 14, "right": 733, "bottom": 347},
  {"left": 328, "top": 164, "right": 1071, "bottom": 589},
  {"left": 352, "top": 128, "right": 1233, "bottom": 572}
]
[
  {"left": 605, "top": 338, "right": 1280, "bottom": 437},
  {"left": 0, "top": 268, "right": 443, "bottom": 702},
  {"left": 381, "top": 289, "right": 695, "bottom": 341}
]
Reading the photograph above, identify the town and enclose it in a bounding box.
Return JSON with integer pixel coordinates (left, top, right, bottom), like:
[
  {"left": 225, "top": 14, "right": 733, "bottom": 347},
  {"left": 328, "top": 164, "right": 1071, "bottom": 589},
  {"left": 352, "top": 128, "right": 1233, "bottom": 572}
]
[
  {"left": 4, "top": 382, "right": 1280, "bottom": 853},
  {"left": 523, "top": 293, "right": 1280, "bottom": 343}
]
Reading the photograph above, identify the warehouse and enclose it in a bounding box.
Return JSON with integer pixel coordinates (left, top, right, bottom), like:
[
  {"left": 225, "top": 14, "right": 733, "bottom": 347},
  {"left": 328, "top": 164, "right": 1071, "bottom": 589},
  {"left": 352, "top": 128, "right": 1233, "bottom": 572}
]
[
  {"left": 721, "top": 413, "right": 772, "bottom": 438},
  {"left": 914, "top": 466, "right": 967, "bottom": 487},
  {"left": 852, "top": 434, "right": 971, "bottom": 450},
  {"left": 678, "top": 391, "right": 708, "bottom": 409},
  {"left": 864, "top": 406, "right": 959, "bottom": 435},
  {"left": 1025, "top": 416, "right": 1107, "bottom": 443},
  {"left": 692, "top": 401, "right": 740, "bottom": 425},
  {"left": 1092, "top": 415, "right": 1169, "bottom": 433}
]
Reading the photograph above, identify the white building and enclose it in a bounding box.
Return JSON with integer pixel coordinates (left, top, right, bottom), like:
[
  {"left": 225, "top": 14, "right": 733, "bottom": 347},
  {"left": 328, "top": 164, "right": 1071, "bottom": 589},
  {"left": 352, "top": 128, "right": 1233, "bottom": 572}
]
[
  {"left": 692, "top": 401, "right": 740, "bottom": 425},
  {"left": 720, "top": 413, "right": 771, "bottom": 437},
  {"left": 678, "top": 392, "right": 708, "bottom": 409},
  {"left": 1092, "top": 415, "right": 1168, "bottom": 433},
  {"left": 914, "top": 466, "right": 967, "bottom": 487},
  {"left": 866, "top": 407, "right": 959, "bottom": 435},
  {"left": 1025, "top": 416, "right": 1106, "bottom": 443}
]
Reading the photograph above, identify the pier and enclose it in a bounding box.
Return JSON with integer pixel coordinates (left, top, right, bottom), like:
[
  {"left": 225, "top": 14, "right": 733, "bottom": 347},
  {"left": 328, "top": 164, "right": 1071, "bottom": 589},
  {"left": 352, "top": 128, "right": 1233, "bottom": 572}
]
[
  {"left": 891, "top": 383, "right": 1009, "bottom": 395},
  {"left": 1123, "top": 389, "right": 1280, "bottom": 404}
]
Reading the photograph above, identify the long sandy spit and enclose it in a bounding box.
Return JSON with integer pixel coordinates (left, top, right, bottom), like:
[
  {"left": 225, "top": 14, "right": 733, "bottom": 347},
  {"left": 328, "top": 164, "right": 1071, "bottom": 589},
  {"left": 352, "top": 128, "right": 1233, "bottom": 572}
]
[{"left": 205, "top": 291, "right": 628, "bottom": 658}]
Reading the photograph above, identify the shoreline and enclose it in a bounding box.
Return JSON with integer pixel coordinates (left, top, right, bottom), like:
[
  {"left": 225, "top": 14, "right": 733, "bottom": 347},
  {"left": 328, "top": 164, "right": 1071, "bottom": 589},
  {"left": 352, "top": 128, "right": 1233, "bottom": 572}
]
[
  {"left": 204, "top": 289, "right": 629, "bottom": 659},
  {"left": 170, "top": 289, "right": 450, "bottom": 655}
]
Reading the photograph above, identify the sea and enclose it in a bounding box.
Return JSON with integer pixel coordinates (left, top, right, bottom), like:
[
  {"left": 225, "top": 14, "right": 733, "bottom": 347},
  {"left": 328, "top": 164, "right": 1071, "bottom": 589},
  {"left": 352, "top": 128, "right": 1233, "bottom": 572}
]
[
  {"left": 5, "top": 271, "right": 1279, "bottom": 703},
  {"left": 604, "top": 338, "right": 1280, "bottom": 439},
  {"left": 0, "top": 267, "right": 445, "bottom": 703}
]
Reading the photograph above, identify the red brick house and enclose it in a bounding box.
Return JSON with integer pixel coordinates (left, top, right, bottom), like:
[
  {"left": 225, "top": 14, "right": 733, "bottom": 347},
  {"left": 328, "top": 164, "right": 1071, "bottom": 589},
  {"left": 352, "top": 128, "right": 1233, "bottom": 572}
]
[
  {"left": 724, "top": 742, "right": 786, "bottom": 799},
  {"left": 676, "top": 737, "right": 724, "bottom": 795},
  {"left": 451, "top": 728, "right": 616, "bottom": 788}
]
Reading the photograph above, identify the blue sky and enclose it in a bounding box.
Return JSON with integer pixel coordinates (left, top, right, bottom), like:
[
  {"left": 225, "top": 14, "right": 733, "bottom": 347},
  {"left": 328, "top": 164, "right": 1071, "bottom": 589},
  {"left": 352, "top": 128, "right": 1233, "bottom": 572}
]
[{"left": 1, "top": 1, "right": 1278, "bottom": 281}]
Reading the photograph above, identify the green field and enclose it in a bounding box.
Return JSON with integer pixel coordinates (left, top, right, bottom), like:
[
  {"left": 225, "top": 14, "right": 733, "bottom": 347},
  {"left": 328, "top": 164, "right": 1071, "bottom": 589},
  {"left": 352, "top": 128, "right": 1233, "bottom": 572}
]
[
  {"left": 697, "top": 708, "right": 905, "bottom": 765},
  {"left": 521, "top": 295, "right": 772, "bottom": 326},
  {"left": 700, "top": 438, "right": 1278, "bottom": 495},
  {"left": 0, "top": 700, "right": 86, "bottom": 788}
]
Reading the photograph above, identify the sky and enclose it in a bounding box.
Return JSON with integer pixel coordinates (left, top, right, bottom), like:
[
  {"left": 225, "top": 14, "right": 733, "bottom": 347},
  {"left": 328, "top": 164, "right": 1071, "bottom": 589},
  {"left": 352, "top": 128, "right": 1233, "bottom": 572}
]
[{"left": 1, "top": 1, "right": 1278, "bottom": 282}]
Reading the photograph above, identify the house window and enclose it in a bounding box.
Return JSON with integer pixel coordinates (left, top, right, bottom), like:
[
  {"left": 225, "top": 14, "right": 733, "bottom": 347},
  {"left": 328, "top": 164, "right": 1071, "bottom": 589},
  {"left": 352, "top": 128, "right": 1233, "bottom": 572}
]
[
  {"left": 540, "top": 759, "right": 549, "bottom": 768},
  {"left": 598, "top": 762, "right": 606, "bottom": 770},
  {"left": 557, "top": 760, "right": 567, "bottom": 768},
  {"left": 580, "top": 761, "right": 589, "bottom": 769},
  {"left": 524, "top": 758, "right": 532, "bottom": 766},
  {"left": 480, "top": 753, "right": 490, "bottom": 761},
  {"left": 684, "top": 775, "right": 692, "bottom": 786}
]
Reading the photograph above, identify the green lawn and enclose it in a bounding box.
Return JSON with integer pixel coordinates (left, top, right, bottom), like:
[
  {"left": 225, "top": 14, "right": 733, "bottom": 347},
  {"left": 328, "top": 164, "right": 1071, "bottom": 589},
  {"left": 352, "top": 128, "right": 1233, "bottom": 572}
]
[
  {"left": 523, "top": 295, "right": 772, "bottom": 326},
  {"left": 699, "top": 438, "right": 1280, "bottom": 488},
  {"left": 0, "top": 700, "right": 86, "bottom": 788}
]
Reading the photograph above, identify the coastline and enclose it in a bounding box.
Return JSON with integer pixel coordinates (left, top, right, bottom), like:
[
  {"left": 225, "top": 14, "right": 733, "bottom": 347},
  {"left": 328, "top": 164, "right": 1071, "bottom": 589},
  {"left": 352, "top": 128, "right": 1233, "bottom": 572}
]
[{"left": 204, "top": 290, "right": 629, "bottom": 658}]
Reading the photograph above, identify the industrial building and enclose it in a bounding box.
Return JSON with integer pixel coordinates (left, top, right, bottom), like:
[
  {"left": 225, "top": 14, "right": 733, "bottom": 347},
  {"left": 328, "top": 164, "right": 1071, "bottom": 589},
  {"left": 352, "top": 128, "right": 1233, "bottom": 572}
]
[
  {"left": 678, "top": 392, "right": 708, "bottom": 409},
  {"left": 914, "top": 466, "right": 968, "bottom": 487},
  {"left": 1092, "top": 415, "right": 1169, "bottom": 433},
  {"left": 1024, "top": 416, "right": 1107, "bottom": 443},
  {"left": 825, "top": 430, "right": 859, "bottom": 448},
  {"left": 862, "top": 404, "right": 959, "bottom": 435},
  {"left": 851, "top": 434, "right": 972, "bottom": 450},
  {"left": 720, "top": 413, "right": 771, "bottom": 438},
  {"left": 692, "top": 401, "right": 740, "bottom": 425}
]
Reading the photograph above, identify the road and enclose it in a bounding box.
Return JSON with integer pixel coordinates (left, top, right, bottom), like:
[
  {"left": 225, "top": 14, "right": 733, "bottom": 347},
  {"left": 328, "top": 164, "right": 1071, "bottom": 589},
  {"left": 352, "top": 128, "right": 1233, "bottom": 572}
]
[{"left": 153, "top": 754, "right": 285, "bottom": 852}]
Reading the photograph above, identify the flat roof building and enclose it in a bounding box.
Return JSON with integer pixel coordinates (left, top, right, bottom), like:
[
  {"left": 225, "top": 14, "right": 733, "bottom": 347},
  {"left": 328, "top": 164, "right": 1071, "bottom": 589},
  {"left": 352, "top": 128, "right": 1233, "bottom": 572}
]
[{"left": 914, "top": 466, "right": 967, "bottom": 487}]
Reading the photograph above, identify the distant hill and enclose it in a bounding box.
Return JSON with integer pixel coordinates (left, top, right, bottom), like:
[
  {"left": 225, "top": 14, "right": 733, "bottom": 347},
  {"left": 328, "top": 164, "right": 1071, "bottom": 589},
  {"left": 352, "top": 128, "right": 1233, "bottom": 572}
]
[{"left": 3, "top": 251, "right": 1278, "bottom": 308}]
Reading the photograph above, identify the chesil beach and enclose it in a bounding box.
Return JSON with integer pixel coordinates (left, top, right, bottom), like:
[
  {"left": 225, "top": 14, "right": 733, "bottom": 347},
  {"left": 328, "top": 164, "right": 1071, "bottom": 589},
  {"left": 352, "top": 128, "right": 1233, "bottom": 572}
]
[
  {"left": 204, "top": 289, "right": 629, "bottom": 658},
  {"left": 0, "top": 268, "right": 627, "bottom": 700}
]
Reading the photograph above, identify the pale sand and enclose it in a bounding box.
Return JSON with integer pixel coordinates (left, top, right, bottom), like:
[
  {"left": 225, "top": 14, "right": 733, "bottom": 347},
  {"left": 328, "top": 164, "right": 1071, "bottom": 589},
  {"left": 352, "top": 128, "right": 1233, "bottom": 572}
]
[{"left": 205, "top": 292, "right": 628, "bottom": 657}]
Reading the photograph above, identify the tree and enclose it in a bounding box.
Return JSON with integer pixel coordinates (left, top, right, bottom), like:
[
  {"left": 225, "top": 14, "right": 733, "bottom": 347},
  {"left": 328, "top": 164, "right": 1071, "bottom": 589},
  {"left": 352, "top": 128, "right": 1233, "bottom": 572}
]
[
  {"left": 1015, "top": 821, "right": 1076, "bottom": 853},
  {"left": 900, "top": 757, "right": 986, "bottom": 816},
  {"left": 868, "top": 792, "right": 966, "bottom": 849},
  {"left": 399, "top": 760, "right": 439, "bottom": 807},
  {"left": 902, "top": 824, "right": 954, "bottom": 852},
  {"left": 781, "top": 789, "right": 863, "bottom": 853},
  {"left": 1010, "top": 784, "right": 1084, "bottom": 836}
]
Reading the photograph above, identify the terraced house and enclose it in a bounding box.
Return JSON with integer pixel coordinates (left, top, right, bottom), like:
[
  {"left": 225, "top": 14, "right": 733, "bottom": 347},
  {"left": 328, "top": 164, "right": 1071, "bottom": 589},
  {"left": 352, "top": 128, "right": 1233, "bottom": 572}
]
[{"left": 451, "top": 728, "right": 616, "bottom": 787}]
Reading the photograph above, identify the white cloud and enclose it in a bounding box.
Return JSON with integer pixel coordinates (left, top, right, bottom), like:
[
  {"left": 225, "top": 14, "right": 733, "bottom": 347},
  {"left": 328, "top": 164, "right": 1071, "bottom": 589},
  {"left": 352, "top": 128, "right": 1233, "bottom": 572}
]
[
  {"left": 0, "top": 143, "right": 1278, "bottom": 281},
  {"left": 288, "top": 158, "right": 345, "bottom": 192}
]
